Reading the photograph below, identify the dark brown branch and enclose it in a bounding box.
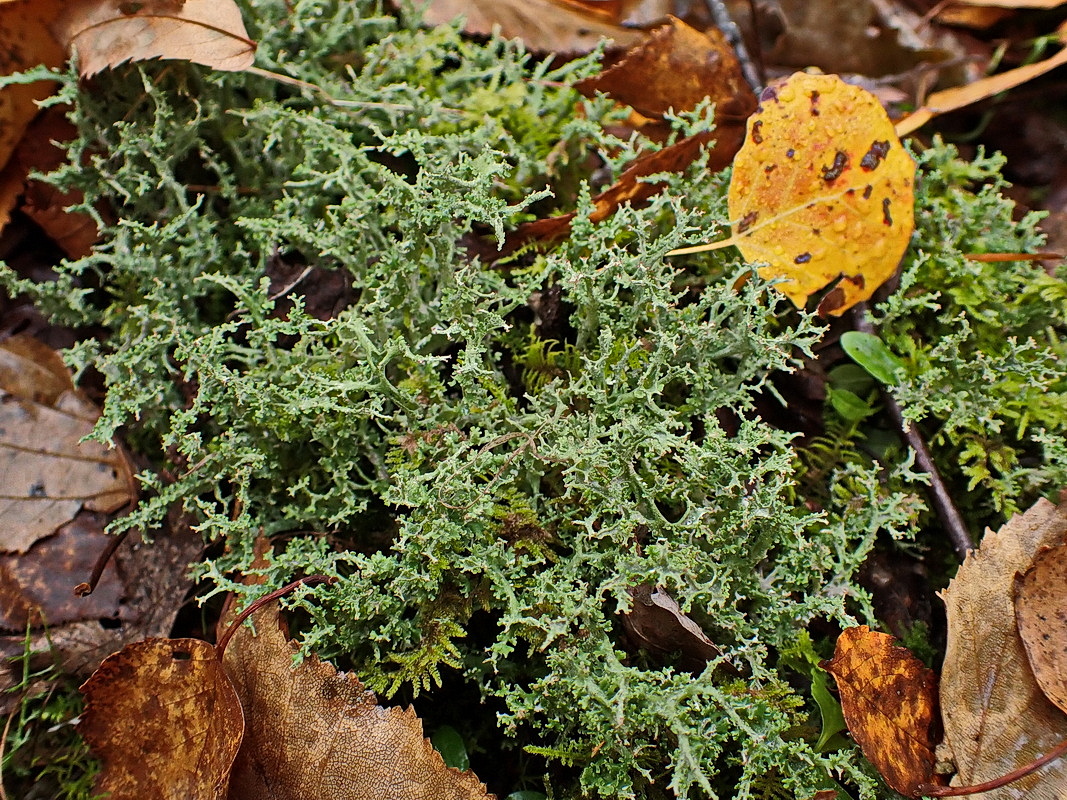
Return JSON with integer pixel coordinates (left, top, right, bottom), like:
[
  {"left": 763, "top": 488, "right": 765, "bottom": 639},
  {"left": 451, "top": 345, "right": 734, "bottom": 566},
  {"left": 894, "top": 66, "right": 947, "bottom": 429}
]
[
  {"left": 853, "top": 305, "right": 975, "bottom": 560},
  {"left": 920, "top": 736, "right": 1067, "bottom": 796}
]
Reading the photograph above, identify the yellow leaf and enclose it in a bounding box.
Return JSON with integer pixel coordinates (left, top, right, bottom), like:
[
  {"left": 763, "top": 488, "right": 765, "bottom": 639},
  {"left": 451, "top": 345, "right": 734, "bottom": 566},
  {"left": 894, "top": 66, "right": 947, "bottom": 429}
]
[{"left": 670, "top": 72, "right": 916, "bottom": 317}]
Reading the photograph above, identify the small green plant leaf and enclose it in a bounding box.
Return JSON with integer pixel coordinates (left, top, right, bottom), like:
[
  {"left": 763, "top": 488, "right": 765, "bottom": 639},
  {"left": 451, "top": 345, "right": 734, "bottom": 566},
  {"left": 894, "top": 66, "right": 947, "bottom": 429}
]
[
  {"left": 840, "top": 331, "right": 906, "bottom": 386},
  {"left": 431, "top": 725, "right": 471, "bottom": 771},
  {"left": 828, "top": 387, "right": 877, "bottom": 423}
]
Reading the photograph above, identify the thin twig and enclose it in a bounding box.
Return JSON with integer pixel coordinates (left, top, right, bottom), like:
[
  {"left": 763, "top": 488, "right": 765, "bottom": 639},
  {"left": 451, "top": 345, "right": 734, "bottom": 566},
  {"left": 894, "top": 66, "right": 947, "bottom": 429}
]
[
  {"left": 702, "top": 0, "right": 763, "bottom": 93},
  {"left": 853, "top": 305, "right": 975, "bottom": 560}
]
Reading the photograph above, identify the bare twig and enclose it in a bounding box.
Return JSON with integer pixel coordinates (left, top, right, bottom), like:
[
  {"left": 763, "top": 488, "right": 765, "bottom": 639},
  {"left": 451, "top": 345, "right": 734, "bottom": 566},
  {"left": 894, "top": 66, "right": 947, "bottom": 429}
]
[
  {"left": 921, "top": 736, "right": 1067, "bottom": 796},
  {"left": 853, "top": 305, "right": 975, "bottom": 560},
  {"left": 702, "top": 0, "right": 762, "bottom": 93}
]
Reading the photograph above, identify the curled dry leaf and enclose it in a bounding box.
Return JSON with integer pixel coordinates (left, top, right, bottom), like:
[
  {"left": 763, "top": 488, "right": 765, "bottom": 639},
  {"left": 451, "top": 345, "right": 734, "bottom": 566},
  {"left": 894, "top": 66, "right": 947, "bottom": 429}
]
[
  {"left": 53, "top": 0, "right": 256, "bottom": 78},
  {"left": 574, "top": 17, "right": 755, "bottom": 127},
  {"left": 621, "top": 584, "right": 721, "bottom": 671},
  {"left": 671, "top": 72, "right": 915, "bottom": 316},
  {"left": 418, "top": 0, "right": 646, "bottom": 54},
  {"left": 821, "top": 626, "right": 941, "bottom": 797},
  {"left": 939, "top": 498, "right": 1067, "bottom": 797},
  {"left": 1015, "top": 542, "right": 1067, "bottom": 715},
  {"left": 79, "top": 638, "right": 245, "bottom": 800},
  {"left": 0, "top": 335, "right": 136, "bottom": 554},
  {"left": 222, "top": 602, "right": 493, "bottom": 800}
]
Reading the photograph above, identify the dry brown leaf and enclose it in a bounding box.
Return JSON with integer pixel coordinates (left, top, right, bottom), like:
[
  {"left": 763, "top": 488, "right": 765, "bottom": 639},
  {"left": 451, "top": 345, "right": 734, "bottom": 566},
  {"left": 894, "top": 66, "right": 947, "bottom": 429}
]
[
  {"left": 0, "top": 0, "right": 66, "bottom": 174},
  {"left": 670, "top": 72, "right": 915, "bottom": 317},
  {"left": 762, "top": 0, "right": 958, "bottom": 78},
  {"left": 939, "top": 498, "right": 1067, "bottom": 797},
  {"left": 79, "top": 637, "right": 245, "bottom": 800},
  {"left": 222, "top": 602, "right": 494, "bottom": 800},
  {"left": 0, "top": 335, "right": 136, "bottom": 553},
  {"left": 503, "top": 124, "right": 744, "bottom": 253},
  {"left": 621, "top": 584, "right": 721, "bottom": 670},
  {"left": 419, "top": 0, "right": 646, "bottom": 54},
  {"left": 0, "top": 511, "right": 126, "bottom": 631},
  {"left": 822, "top": 626, "right": 941, "bottom": 797},
  {"left": 53, "top": 0, "right": 256, "bottom": 78},
  {"left": 896, "top": 22, "right": 1067, "bottom": 136},
  {"left": 575, "top": 17, "right": 754, "bottom": 124},
  {"left": 934, "top": 5, "right": 1014, "bottom": 29},
  {"left": 954, "top": 0, "right": 1067, "bottom": 7},
  {"left": 1015, "top": 542, "right": 1067, "bottom": 715},
  {"left": 0, "top": 509, "right": 202, "bottom": 714},
  {"left": 0, "top": 106, "right": 98, "bottom": 257}
]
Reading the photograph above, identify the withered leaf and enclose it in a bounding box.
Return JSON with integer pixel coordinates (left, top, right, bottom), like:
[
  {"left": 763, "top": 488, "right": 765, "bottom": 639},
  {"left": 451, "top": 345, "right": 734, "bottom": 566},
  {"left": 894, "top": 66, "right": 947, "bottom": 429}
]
[
  {"left": 0, "top": 510, "right": 203, "bottom": 713},
  {"left": 622, "top": 584, "right": 721, "bottom": 671},
  {"left": 575, "top": 17, "right": 754, "bottom": 125},
  {"left": 672, "top": 72, "right": 915, "bottom": 316},
  {"left": 53, "top": 0, "right": 256, "bottom": 78},
  {"left": 939, "top": 498, "right": 1067, "bottom": 797},
  {"left": 222, "top": 603, "right": 493, "bottom": 800},
  {"left": 1016, "top": 542, "right": 1067, "bottom": 715},
  {"left": 79, "top": 637, "right": 245, "bottom": 800},
  {"left": 0, "top": 0, "right": 65, "bottom": 174},
  {"left": 418, "top": 0, "right": 646, "bottom": 54},
  {"left": 0, "top": 511, "right": 126, "bottom": 631},
  {"left": 0, "top": 335, "right": 136, "bottom": 553},
  {"left": 822, "top": 626, "right": 941, "bottom": 797}
]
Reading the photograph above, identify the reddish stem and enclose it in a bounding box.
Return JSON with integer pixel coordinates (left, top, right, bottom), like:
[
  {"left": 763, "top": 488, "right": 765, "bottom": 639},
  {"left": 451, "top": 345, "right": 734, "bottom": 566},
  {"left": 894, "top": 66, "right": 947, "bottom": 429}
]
[
  {"left": 214, "top": 575, "right": 335, "bottom": 659},
  {"left": 921, "top": 737, "right": 1067, "bottom": 796}
]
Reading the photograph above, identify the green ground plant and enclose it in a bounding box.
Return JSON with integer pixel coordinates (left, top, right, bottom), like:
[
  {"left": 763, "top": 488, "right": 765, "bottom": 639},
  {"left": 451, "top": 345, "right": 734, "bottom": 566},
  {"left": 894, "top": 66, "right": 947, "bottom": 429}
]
[{"left": 3, "top": 1, "right": 1067, "bottom": 797}]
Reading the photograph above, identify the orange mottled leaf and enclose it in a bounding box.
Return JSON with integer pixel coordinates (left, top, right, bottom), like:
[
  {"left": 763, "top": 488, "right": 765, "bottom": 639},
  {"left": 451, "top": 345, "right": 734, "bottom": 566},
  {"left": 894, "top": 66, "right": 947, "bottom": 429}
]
[{"left": 822, "top": 625, "right": 941, "bottom": 797}]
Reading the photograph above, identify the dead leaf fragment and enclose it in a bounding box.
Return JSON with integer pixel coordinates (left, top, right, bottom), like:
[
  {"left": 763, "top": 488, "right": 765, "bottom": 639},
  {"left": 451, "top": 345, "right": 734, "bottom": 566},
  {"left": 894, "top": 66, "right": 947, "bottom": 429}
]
[
  {"left": 1016, "top": 542, "right": 1067, "bottom": 715},
  {"left": 671, "top": 72, "right": 916, "bottom": 317},
  {"left": 896, "top": 23, "right": 1067, "bottom": 136},
  {"left": 575, "top": 18, "right": 753, "bottom": 123},
  {"left": 822, "top": 626, "right": 941, "bottom": 797},
  {"left": 222, "top": 603, "right": 493, "bottom": 800},
  {"left": 0, "top": 335, "right": 136, "bottom": 553},
  {"left": 79, "top": 637, "right": 245, "bottom": 800},
  {"left": 53, "top": 0, "right": 256, "bottom": 78},
  {"left": 0, "top": 511, "right": 126, "bottom": 631},
  {"left": 622, "top": 584, "right": 721, "bottom": 670},
  {"left": 939, "top": 498, "right": 1067, "bottom": 797},
  {"left": 0, "top": 0, "right": 66, "bottom": 173},
  {"left": 419, "top": 0, "right": 646, "bottom": 53}
]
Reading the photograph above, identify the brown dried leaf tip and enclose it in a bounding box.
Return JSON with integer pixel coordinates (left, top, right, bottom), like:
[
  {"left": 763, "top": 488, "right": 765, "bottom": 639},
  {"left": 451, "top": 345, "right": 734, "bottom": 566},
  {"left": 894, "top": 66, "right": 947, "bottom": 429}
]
[{"left": 822, "top": 625, "right": 941, "bottom": 797}]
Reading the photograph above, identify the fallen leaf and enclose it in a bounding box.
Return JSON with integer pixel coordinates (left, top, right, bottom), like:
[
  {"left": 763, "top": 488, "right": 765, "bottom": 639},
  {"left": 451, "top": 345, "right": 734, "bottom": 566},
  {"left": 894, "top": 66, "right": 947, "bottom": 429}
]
[
  {"left": 0, "top": 511, "right": 126, "bottom": 631},
  {"left": 419, "top": 0, "right": 646, "bottom": 54},
  {"left": 621, "top": 584, "right": 721, "bottom": 671},
  {"left": 222, "top": 602, "right": 494, "bottom": 800},
  {"left": 504, "top": 123, "right": 746, "bottom": 254},
  {"left": 954, "top": 0, "right": 1067, "bottom": 7},
  {"left": 574, "top": 17, "right": 754, "bottom": 126},
  {"left": 0, "top": 106, "right": 98, "bottom": 258},
  {"left": 821, "top": 626, "right": 941, "bottom": 797},
  {"left": 79, "top": 637, "right": 245, "bottom": 800},
  {"left": 1015, "top": 542, "right": 1067, "bottom": 715},
  {"left": 939, "top": 498, "right": 1067, "bottom": 797},
  {"left": 765, "top": 0, "right": 955, "bottom": 78},
  {"left": 52, "top": 0, "right": 256, "bottom": 78},
  {"left": 0, "top": 334, "right": 136, "bottom": 553},
  {"left": 670, "top": 72, "right": 916, "bottom": 317},
  {"left": 0, "top": 0, "right": 66, "bottom": 173},
  {"left": 895, "top": 22, "right": 1067, "bottom": 137},
  {"left": 934, "top": 5, "right": 1014, "bottom": 29}
]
